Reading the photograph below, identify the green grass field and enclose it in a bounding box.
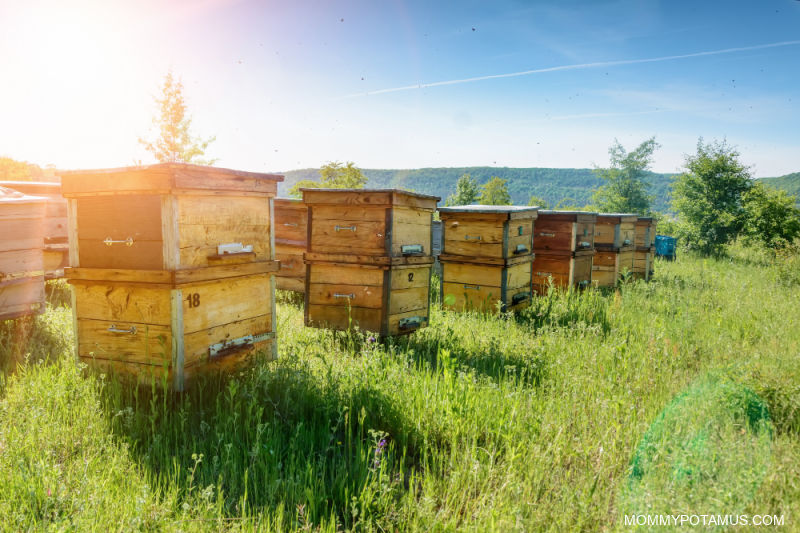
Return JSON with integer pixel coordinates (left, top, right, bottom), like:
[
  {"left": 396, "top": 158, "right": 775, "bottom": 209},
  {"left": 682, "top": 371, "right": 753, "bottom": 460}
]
[{"left": 1, "top": 247, "right": 799, "bottom": 531}]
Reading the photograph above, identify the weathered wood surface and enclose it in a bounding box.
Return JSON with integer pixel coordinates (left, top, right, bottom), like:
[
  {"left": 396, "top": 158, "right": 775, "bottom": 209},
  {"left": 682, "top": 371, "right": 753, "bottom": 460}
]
[
  {"left": 61, "top": 163, "right": 283, "bottom": 196},
  {"left": 594, "top": 213, "right": 638, "bottom": 250},
  {"left": 72, "top": 272, "right": 275, "bottom": 390},
  {"left": 531, "top": 251, "right": 593, "bottom": 293},
  {"left": 533, "top": 211, "right": 596, "bottom": 253},
  {"left": 592, "top": 249, "right": 636, "bottom": 287},
  {"left": 0, "top": 188, "right": 46, "bottom": 319},
  {"left": 440, "top": 210, "right": 535, "bottom": 259},
  {"left": 305, "top": 261, "right": 430, "bottom": 335},
  {"left": 274, "top": 198, "right": 308, "bottom": 245},
  {"left": 440, "top": 258, "right": 532, "bottom": 313},
  {"left": 301, "top": 188, "right": 438, "bottom": 209}
]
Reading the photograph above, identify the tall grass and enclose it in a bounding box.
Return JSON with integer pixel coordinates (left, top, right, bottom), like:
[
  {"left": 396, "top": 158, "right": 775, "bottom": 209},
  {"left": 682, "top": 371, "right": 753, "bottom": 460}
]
[{"left": 1, "top": 250, "right": 799, "bottom": 531}]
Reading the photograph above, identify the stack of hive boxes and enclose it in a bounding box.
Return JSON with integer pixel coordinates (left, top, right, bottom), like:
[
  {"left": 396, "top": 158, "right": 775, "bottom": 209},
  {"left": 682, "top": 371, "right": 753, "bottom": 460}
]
[
  {"left": 62, "top": 164, "right": 283, "bottom": 390},
  {"left": 531, "top": 210, "right": 596, "bottom": 294},
  {"left": 302, "top": 188, "right": 439, "bottom": 336},
  {"left": 0, "top": 187, "right": 46, "bottom": 320},
  {"left": 274, "top": 198, "right": 308, "bottom": 292},
  {"left": 632, "top": 216, "right": 657, "bottom": 281},
  {"left": 592, "top": 213, "right": 637, "bottom": 287},
  {"left": 1, "top": 181, "right": 69, "bottom": 278},
  {"left": 438, "top": 206, "right": 538, "bottom": 312}
]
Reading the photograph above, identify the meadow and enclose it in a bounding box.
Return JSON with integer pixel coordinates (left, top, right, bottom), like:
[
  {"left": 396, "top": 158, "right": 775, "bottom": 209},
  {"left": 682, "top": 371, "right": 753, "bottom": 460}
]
[{"left": 1, "top": 246, "right": 799, "bottom": 531}]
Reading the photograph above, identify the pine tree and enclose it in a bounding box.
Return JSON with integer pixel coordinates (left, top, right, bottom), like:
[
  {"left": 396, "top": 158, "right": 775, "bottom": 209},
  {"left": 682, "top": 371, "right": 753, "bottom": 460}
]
[{"left": 139, "top": 71, "right": 216, "bottom": 165}]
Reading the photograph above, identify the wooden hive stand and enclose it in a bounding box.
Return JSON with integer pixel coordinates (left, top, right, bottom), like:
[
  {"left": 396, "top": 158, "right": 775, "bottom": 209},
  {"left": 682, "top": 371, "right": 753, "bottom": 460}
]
[
  {"left": 61, "top": 163, "right": 283, "bottom": 390},
  {"left": 0, "top": 187, "right": 46, "bottom": 320},
  {"left": 531, "top": 210, "right": 597, "bottom": 294},
  {"left": 438, "top": 205, "right": 538, "bottom": 312},
  {"left": 632, "top": 216, "right": 657, "bottom": 281},
  {"left": 1, "top": 180, "right": 69, "bottom": 279},
  {"left": 592, "top": 213, "right": 638, "bottom": 287},
  {"left": 274, "top": 198, "right": 308, "bottom": 292},
  {"left": 302, "top": 188, "right": 439, "bottom": 336}
]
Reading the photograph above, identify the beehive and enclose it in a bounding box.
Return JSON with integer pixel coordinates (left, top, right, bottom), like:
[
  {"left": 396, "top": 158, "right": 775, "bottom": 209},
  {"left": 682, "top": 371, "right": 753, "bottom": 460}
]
[
  {"left": 61, "top": 163, "right": 283, "bottom": 389},
  {"left": 592, "top": 213, "right": 638, "bottom": 287},
  {"left": 438, "top": 206, "right": 537, "bottom": 312},
  {"left": 302, "top": 188, "right": 439, "bottom": 336},
  {"left": 632, "top": 216, "right": 657, "bottom": 281},
  {"left": 274, "top": 198, "right": 308, "bottom": 292},
  {"left": 0, "top": 187, "right": 46, "bottom": 320},
  {"left": 1, "top": 180, "right": 68, "bottom": 278},
  {"left": 531, "top": 210, "right": 596, "bottom": 294}
]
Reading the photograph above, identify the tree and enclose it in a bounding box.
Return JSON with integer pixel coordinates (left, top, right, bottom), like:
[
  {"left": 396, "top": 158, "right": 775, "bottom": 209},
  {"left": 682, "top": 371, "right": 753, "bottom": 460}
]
[
  {"left": 0, "top": 157, "right": 44, "bottom": 181},
  {"left": 289, "top": 161, "right": 367, "bottom": 197},
  {"left": 478, "top": 177, "right": 511, "bottom": 205},
  {"left": 671, "top": 139, "right": 753, "bottom": 255},
  {"left": 743, "top": 183, "right": 800, "bottom": 250},
  {"left": 527, "top": 195, "right": 549, "bottom": 209},
  {"left": 139, "top": 71, "right": 217, "bottom": 165},
  {"left": 445, "top": 173, "right": 479, "bottom": 206},
  {"left": 592, "top": 137, "right": 659, "bottom": 214}
]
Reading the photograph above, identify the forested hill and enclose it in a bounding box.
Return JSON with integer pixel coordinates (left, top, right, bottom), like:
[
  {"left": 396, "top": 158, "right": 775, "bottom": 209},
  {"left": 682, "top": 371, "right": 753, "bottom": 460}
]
[
  {"left": 760, "top": 172, "right": 800, "bottom": 206},
  {"left": 278, "top": 167, "right": 678, "bottom": 212}
]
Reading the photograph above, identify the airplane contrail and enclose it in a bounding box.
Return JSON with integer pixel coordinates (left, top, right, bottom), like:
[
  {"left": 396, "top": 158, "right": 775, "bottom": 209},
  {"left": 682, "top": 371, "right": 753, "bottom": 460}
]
[{"left": 343, "top": 40, "right": 800, "bottom": 98}]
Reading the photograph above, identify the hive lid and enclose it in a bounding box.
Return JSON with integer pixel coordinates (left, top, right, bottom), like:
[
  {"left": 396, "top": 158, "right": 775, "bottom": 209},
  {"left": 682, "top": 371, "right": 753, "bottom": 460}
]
[
  {"left": 0, "top": 181, "right": 62, "bottom": 196},
  {"left": 437, "top": 205, "right": 539, "bottom": 218},
  {"left": 596, "top": 212, "right": 639, "bottom": 222},
  {"left": 0, "top": 186, "right": 47, "bottom": 205},
  {"left": 537, "top": 210, "right": 598, "bottom": 222},
  {"left": 60, "top": 163, "right": 284, "bottom": 196},
  {"left": 301, "top": 188, "right": 440, "bottom": 208}
]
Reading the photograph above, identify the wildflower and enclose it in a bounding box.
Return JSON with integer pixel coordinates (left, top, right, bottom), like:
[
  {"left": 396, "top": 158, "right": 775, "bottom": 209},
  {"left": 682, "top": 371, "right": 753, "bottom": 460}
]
[{"left": 368, "top": 336, "right": 376, "bottom": 344}]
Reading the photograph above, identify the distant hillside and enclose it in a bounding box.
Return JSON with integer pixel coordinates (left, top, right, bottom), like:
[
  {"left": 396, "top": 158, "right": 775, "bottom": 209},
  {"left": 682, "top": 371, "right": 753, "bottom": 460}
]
[
  {"left": 278, "top": 167, "right": 677, "bottom": 212},
  {"left": 759, "top": 172, "right": 800, "bottom": 206}
]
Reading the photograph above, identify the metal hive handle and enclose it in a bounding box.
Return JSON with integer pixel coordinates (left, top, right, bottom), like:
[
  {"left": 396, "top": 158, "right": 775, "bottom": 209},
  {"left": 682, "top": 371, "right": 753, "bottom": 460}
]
[
  {"left": 334, "top": 293, "right": 355, "bottom": 299},
  {"left": 107, "top": 324, "right": 137, "bottom": 334},
  {"left": 463, "top": 284, "right": 481, "bottom": 290},
  {"left": 464, "top": 235, "right": 482, "bottom": 241},
  {"left": 283, "top": 222, "right": 299, "bottom": 227},
  {"left": 539, "top": 232, "right": 555, "bottom": 237},
  {"left": 335, "top": 225, "right": 357, "bottom": 232},
  {"left": 103, "top": 236, "right": 134, "bottom": 247}
]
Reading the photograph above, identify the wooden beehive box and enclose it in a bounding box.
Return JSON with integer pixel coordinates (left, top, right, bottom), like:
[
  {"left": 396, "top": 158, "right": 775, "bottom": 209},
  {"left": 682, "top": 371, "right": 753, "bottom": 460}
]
[
  {"left": 594, "top": 213, "right": 638, "bottom": 250},
  {"left": 440, "top": 255, "right": 532, "bottom": 312},
  {"left": 0, "top": 187, "right": 46, "bottom": 320},
  {"left": 61, "top": 164, "right": 282, "bottom": 271},
  {"left": 61, "top": 164, "right": 284, "bottom": 389},
  {"left": 305, "top": 258, "right": 434, "bottom": 336},
  {"left": 274, "top": 198, "right": 308, "bottom": 292},
  {"left": 1, "top": 181, "right": 69, "bottom": 278},
  {"left": 438, "top": 205, "right": 538, "bottom": 259},
  {"left": 531, "top": 211, "right": 596, "bottom": 294},
  {"left": 66, "top": 265, "right": 277, "bottom": 388},
  {"left": 302, "top": 188, "right": 439, "bottom": 336},
  {"left": 592, "top": 213, "right": 638, "bottom": 287},
  {"left": 632, "top": 216, "right": 657, "bottom": 280}
]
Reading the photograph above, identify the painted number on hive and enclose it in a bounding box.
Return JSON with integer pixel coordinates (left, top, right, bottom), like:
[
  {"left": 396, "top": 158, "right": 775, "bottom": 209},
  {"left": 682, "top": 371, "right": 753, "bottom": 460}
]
[
  {"left": 186, "top": 293, "right": 201, "bottom": 308},
  {"left": 408, "top": 273, "right": 414, "bottom": 282}
]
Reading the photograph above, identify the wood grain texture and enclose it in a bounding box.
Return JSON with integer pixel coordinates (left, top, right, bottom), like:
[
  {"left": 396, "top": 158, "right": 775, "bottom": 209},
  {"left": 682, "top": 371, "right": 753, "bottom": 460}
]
[
  {"left": 0, "top": 277, "right": 45, "bottom": 320},
  {"left": 72, "top": 282, "right": 172, "bottom": 324},
  {"left": 181, "top": 274, "right": 271, "bottom": 334},
  {"left": 76, "top": 319, "right": 172, "bottom": 365}
]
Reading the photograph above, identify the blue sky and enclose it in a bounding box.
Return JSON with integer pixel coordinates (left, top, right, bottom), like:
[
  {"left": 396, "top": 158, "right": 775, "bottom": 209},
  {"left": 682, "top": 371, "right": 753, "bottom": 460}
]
[{"left": 1, "top": 0, "right": 798, "bottom": 176}]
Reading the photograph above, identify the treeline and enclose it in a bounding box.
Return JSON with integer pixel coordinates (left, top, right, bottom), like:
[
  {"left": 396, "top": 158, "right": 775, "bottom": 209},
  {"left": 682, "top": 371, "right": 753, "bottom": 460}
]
[{"left": 278, "top": 166, "right": 677, "bottom": 211}]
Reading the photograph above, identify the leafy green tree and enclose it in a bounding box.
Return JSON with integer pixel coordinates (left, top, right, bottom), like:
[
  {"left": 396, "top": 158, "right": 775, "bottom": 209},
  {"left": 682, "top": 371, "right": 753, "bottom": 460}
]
[
  {"left": 527, "top": 195, "right": 549, "bottom": 209},
  {"left": 139, "top": 71, "right": 217, "bottom": 165},
  {"left": 445, "top": 173, "right": 479, "bottom": 206},
  {"left": 0, "top": 157, "right": 44, "bottom": 181},
  {"left": 671, "top": 139, "right": 753, "bottom": 255},
  {"left": 289, "top": 161, "right": 367, "bottom": 197},
  {"left": 478, "top": 176, "right": 511, "bottom": 205},
  {"left": 592, "top": 137, "right": 659, "bottom": 214},
  {"left": 743, "top": 183, "right": 800, "bottom": 250}
]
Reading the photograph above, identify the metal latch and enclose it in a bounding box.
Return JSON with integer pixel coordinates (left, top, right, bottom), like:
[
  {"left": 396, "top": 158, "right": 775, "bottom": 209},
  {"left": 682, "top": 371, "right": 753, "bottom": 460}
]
[
  {"left": 208, "top": 332, "right": 273, "bottom": 359},
  {"left": 217, "top": 242, "right": 254, "bottom": 255},
  {"left": 401, "top": 244, "right": 424, "bottom": 255},
  {"left": 517, "top": 226, "right": 524, "bottom": 236},
  {"left": 398, "top": 316, "right": 425, "bottom": 330}
]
